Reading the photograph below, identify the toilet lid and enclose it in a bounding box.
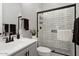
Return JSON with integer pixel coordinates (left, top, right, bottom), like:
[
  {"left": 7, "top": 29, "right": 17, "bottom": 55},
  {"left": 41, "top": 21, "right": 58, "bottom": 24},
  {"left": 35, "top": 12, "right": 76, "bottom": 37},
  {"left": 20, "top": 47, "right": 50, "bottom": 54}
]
[{"left": 37, "top": 46, "right": 51, "bottom": 53}]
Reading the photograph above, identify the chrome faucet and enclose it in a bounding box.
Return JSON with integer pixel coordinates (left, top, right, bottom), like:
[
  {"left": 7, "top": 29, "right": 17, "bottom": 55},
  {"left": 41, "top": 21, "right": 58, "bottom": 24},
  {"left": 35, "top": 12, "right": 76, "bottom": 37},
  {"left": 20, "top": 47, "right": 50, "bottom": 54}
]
[
  {"left": 2, "top": 32, "right": 14, "bottom": 43},
  {"left": 6, "top": 33, "right": 14, "bottom": 43}
]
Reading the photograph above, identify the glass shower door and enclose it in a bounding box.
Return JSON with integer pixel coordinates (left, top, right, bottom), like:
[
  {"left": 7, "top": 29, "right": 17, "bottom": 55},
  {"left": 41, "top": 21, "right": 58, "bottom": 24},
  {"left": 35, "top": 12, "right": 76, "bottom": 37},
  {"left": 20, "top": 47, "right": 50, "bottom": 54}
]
[{"left": 38, "top": 6, "right": 75, "bottom": 56}]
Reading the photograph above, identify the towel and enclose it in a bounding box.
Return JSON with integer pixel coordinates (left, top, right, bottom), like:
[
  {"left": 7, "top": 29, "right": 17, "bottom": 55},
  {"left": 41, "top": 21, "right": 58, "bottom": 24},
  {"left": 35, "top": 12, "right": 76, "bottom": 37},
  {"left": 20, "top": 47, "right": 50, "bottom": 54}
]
[
  {"left": 73, "top": 17, "right": 79, "bottom": 45},
  {"left": 57, "top": 30, "right": 73, "bottom": 42},
  {"left": 22, "top": 18, "right": 29, "bottom": 30}
]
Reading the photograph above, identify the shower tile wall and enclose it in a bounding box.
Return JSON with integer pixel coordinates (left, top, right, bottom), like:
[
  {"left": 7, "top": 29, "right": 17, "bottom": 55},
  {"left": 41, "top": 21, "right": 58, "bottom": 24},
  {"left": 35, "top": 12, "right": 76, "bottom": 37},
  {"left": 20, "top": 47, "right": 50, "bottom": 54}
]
[{"left": 38, "top": 7, "right": 74, "bottom": 55}]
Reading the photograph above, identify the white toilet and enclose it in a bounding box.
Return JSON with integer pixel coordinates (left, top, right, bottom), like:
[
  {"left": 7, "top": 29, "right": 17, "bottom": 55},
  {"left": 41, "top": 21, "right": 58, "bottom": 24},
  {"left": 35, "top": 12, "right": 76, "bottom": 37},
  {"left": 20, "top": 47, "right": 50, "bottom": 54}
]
[{"left": 37, "top": 46, "right": 52, "bottom": 56}]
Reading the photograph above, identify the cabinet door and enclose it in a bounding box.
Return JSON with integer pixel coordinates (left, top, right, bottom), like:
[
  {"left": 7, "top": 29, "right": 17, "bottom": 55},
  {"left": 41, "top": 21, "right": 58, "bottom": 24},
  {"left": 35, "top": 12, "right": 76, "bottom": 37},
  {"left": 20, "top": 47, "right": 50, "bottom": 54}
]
[
  {"left": 27, "top": 42, "right": 38, "bottom": 56},
  {"left": 13, "top": 42, "right": 37, "bottom": 56},
  {"left": 14, "top": 48, "right": 29, "bottom": 56}
]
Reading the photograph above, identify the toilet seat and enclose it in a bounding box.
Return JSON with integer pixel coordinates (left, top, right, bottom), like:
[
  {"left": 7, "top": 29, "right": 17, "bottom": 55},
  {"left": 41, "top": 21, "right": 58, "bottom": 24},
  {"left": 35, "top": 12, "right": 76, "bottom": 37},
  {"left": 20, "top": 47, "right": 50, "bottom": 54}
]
[{"left": 37, "top": 46, "right": 51, "bottom": 53}]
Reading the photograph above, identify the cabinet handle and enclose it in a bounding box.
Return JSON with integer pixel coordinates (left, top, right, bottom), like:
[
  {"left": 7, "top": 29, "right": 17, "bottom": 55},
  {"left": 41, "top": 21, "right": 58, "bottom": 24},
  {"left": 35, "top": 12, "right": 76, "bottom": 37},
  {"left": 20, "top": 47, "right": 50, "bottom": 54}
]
[
  {"left": 25, "top": 52, "right": 28, "bottom": 56},
  {"left": 25, "top": 51, "right": 29, "bottom": 56},
  {"left": 27, "top": 50, "right": 29, "bottom": 56}
]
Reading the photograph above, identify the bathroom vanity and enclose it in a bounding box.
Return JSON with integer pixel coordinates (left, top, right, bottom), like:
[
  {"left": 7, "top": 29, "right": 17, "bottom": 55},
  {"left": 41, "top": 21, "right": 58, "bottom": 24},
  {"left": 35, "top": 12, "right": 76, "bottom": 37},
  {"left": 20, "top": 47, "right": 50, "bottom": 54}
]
[{"left": 0, "top": 38, "right": 37, "bottom": 56}]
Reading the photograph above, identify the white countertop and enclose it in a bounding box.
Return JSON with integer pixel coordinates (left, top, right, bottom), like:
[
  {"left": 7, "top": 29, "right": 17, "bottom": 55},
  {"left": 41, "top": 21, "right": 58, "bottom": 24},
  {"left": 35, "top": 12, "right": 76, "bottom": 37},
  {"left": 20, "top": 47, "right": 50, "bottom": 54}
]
[{"left": 0, "top": 37, "right": 37, "bottom": 56}]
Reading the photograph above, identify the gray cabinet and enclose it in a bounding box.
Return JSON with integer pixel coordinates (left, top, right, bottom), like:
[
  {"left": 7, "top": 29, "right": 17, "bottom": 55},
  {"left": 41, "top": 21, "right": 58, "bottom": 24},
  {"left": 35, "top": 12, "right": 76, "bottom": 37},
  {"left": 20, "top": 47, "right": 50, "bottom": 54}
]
[
  {"left": 13, "top": 42, "right": 37, "bottom": 56},
  {"left": 27, "top": 42, "right": 37, "bottom": 56}
]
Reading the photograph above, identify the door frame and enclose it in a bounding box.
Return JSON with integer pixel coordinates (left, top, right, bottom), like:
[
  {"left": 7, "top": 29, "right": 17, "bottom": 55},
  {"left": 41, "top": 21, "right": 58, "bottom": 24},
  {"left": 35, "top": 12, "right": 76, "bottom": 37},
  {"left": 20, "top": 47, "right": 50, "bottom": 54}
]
[{"left": 37, "top": 4, "right": 76, "bottom": 56}]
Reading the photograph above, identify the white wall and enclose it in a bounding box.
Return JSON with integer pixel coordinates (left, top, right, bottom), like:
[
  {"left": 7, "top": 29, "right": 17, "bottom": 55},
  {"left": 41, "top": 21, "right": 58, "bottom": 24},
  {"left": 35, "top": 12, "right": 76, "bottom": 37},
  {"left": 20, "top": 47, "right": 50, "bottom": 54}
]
[
  {"left": 2, "top": 3, "right": 21, "bottom": 33},
  {"left": 2, "top": 3, "right": 41, "bottom": 38},
  {"left": 21, "top": 3, "right": 41, "bottom": 38},
  {"left": 21, "top": 3, "right": 41, "bottom": 29},
  {"left": 0, "top": 3, "right": 2, "bottom": 33}
]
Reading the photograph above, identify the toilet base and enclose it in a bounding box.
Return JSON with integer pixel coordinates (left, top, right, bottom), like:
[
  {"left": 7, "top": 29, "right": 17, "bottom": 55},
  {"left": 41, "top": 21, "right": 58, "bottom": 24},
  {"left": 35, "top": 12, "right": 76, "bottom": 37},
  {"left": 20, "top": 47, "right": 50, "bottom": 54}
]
[{"left": 37, "top": 46, "right": 52, "bottom": 56}]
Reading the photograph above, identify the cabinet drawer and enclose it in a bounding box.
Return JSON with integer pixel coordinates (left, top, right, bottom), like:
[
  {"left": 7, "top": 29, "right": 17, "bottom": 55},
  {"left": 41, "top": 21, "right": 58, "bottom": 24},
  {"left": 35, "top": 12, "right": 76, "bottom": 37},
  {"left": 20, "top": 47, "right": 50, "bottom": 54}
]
[{"left": 27, "top": 42, "right": 37, "bottom": 56}]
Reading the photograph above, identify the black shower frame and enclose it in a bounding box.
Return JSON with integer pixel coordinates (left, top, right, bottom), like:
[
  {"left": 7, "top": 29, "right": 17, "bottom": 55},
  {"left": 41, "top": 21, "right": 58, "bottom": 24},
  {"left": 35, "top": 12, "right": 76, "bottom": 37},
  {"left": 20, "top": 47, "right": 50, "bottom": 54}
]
[{"left": 37, "top": 4, "right": 76, "bottom": 56}]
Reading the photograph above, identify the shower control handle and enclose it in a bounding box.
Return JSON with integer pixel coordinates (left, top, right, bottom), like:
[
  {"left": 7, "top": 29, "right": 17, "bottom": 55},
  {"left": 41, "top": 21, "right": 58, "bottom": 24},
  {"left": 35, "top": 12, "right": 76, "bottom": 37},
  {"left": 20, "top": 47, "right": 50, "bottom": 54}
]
[{"left": 51, "top": 30, "right": 57, "bottom": 33}]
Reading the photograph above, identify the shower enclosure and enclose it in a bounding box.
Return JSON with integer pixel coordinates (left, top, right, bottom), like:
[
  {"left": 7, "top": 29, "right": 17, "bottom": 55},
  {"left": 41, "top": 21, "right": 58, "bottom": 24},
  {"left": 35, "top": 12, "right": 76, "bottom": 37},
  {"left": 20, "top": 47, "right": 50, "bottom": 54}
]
[{"left": 37, "top": 4, "right": 76, "bottom": 56}]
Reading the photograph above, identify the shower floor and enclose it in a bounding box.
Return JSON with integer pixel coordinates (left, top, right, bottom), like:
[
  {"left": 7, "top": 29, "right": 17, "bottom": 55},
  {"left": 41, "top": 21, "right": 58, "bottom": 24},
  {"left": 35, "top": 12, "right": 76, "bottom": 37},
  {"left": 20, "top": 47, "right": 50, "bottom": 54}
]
[{"left": 51, "top": 47, "right": 72, "bottom": 56}]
